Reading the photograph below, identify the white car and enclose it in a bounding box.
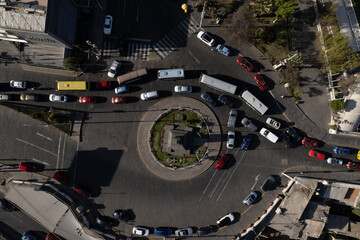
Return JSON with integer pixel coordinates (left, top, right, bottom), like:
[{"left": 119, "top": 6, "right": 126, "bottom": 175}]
[
  {"left": 140, "top": 91, "right": 159, "bottom": 100},
  {"left": 104, "top": 15, "right": 113, "bottom": 35},
  {"left": 174, "top": 85, "right": 192, "bottom": 93},
  {"left": 107, "top": 60, "right": 121, "bottom": 78},
  {"left": 197, "top": 31, "right": 216, "bottom": 47},
  {"left": 227, "top": 131, "right": 235, "bottom": 149},
  {"left": 10, "top": 80, "right": 26, "bottom": 89},
  {"left": 0, "top": 94, "right": 10, "bottom": 100},
  {"left": 216, "top": 44, "right": 230, "bottom": 56},
  {"left": 49, "top": 94, "right": 68, "bottom": 102},
  {"left": 132, "top": 226, "right": 150, "bottom": 236},
  {"left": 217, "top": 213, "right": 235, "bottom": 226},
  {"left": 260, "top": 128, "right": 279, "bottom": 143},
  {"left": 175, "top": 228, "right": 193, "bottom": 237},
  {"left": 326, "top": 158, "right": 343, "bottom": 165},
  {"left": 266, "top": 117, "right": 281, "bottom": 129}
]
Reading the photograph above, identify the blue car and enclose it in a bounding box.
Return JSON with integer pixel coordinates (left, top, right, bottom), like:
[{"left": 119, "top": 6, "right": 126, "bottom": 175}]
[
  {"left": 201, "top": 92, "right": 217, "bottom": 107},
  {"left": 115, "top": 86, "right": 130, "bottom": 94},
  {"left": 241, "top": 134, "right": 253, "bottom": 151},
  {"left": 155, "top": 227, "right": 172, "bottom": 236},
  {"left": 333, "top": 147, "right": 351, "bottom": 155},
  {"left": 22, "top": 232, "right": 37, "bottom": 240}
]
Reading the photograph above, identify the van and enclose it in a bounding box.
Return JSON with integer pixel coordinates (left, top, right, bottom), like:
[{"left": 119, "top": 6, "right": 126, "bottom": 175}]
[
  {"left": 260, "top": 128, "right": 279, "bottom": 143},
  {"left": 157, "top": 68, "right": 184, "bottom": 80},
  {"left": 227, "top": 110, "right": 237, "bottom": 128},
  {"left": 140, "top": 91, "right": 159, "bottom": 100}
]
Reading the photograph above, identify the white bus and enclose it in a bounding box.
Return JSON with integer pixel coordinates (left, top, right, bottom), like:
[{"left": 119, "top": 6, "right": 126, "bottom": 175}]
[
  {"left": 239, "top": 89, "right": 268, "bottom": 115},
  {"left": 199, "top": 74, "right": 237, "bottom": 95},
  {"left": 157, "top": 68, "right": 185, "bottom": 80}
]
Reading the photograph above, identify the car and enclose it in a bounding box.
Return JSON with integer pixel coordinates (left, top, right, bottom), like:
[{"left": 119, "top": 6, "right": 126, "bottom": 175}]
[
  {"left": 174, "top": 85, "right": 192, "bottom": 93},
  {"left": 260, "top": 128, "right": 279, "bottom": 143},
  {"left": 227, "top": 131, "right": 235, "bottom": 149},
  {"left": 53, "top": 171, "right": 68, "bottom": 184},
  {"left": 0, "top": 199, "right": 15, "bottom": 212},
  {"left": 175, "top": 227, "right": 193, "bottom": 237},
  {"left": 141, "top": 91, "right": 159, "bottom": 100},
  {"left": 215, "top": 154, "right": 229, "bottom": 170},
  {"left": 111, "top": 97, "right": 126, "bottom": 104},
  {"left": 197, "top": 226, "right": 214, "bottom": 236},
  {"left": 115, "top": 86, "right": 130, "bottom": 94},
  {"left": 79, "top": 96, "right": 96, "bottom": 103},
  {"left": 308, "top": 150, "right": 325, "bottom": 160},
  {"left": 197, "top": 31, "right": 216, "bottom": 47},
  {"left": 216, "top": 213, "right": 235, "bottom": 227},
  {"left": 326, "top": 158, "right": 344, "bottom": 165},
  {"left": 241, "top": 134, "right": 252, "bottom": 151},
  {"left": 45, "top": 233, "right": 59, "bottom": 240},
  {"left": 287, "top": 127, "right": 302, "bottom": 142},
  {"left": 132, "top": 226, "right": 150, "bottom": 236},
  {"left": 358, "top": 150, "right": 360, "bottom": 160},
  {"left": 104, "top": 15, "right": 113, "bottom": 35},
  {"left": 243, "top": 191, "right": 258, "bottom": 206},
  {"left": 333, "top": 147, "right": 351, "bottom": 155},
  {"left": 10, "top": 80, "right": 26, "bottom": 89},
  {"left": 107, "top": 60, "right": 121, "bottom": 78},
  {"left": 96, "top": 81, "right": 111, "bottom": 89},
  {"left": 74, "top": 185, "right": 91, "bottom": 199},
  {"left": 254, "top": 74, "right": 268, "bottom": 91},
  {"left": 0, "top": 94, "right": 10, "bottom": 100},
  {"left": 266, "top": 117, "right": 281, "bottom": 129},
  {"left": 260, "top": 176, "right": 276, "bottom": 191},
  {"left": 201, "top": 92, "right": 217, "bottom": 107},
  {"left": 347, "top": 162, "right": 360, "bottom": 170},
  {"left": 154, "top": 227, "right": 172, "bottom": 236},
  {"left": 20, "top": 94, "right": 39, "bottom": 101},
  {"left": 18, "top": 162, "right": 36, "bottom": 172},
  {"left": 22, "top": 232, "right": 37, "bottom": 240},
  {"left": 96, "top": 215, "right": 115, "bottom": 228},
  {"left": 218, "top": 95, "right": 234, "bottom": 108},
  {"left": 227, "top": 110, "right": 238, "bottom": 128},
  {"left": 301, "top": 137, "right": 319, "bottom": 148},
  {"left": 113, "top": 209, "right": 129, "bottom": 220},
  {"left": 49, "top": 94, "right": 67, "bottom": 103},
  {"left": 281, "top": 132, "right": 295, "bottom": 148},
  {"left": 216, "top": 44, "right": 230, "bottom": 56},
  {"left": 236, "top": 56, "right": 254, "bottom": 72},
  {"left": 241, "top": 117, "right": 258, "bottom": 131}
]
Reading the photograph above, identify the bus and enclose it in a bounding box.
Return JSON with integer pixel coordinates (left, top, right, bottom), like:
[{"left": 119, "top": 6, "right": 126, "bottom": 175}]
[
  {"left": 199, "top": 74, "right": 237, "bottom": 95},
  {"left": 117, "top": 68, "right": 147, "bottom": 85},
  {"left": 157, "top": 68, "right": 184, "bottom": 80},
  {"left": 239, "top": 89, "right": 268, "bottom": 115},
  {"left": 56, "top": 81, "right": 90, "bottom": 91}
]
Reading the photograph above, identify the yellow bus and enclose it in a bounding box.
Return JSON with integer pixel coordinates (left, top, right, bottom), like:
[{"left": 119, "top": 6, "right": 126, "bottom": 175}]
[{"left": 56, "top": 81, "right": 90, "bottom": 91}]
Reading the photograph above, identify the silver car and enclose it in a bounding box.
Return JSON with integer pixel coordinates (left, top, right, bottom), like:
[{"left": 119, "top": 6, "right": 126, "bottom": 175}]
[
  {"left": 227, "top": 131, "right": 235, "bottom": 149},
  {"left": 175, "top": 228, "right": 193, "bottom": 237},
  {"left": 326, "top": 158, "right": 343, "bottom": 165},
  {"left": 243, "top": 191, "right": 258, "bottom": 206},
  {"left": 241, "top": 117, "right": 258, "bottom": 131},
  {"left": 132, "top": 226, "right": 150, "bottom": 236},
  {"left": 107, "top": 60, "right": 121, "bottom": 78},
  {"left": 10, "top": 80, "right": 26, "bottom": 89},
  {"left": 49, "top": 94, "right": 68, "bottom": 102},
  {"left": 174, "top": 85, "right": 192, "bottom": 93}
]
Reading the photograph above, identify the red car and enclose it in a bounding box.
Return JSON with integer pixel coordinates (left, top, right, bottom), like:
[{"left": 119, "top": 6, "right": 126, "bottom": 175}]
[
  {"left": 254, "top": 74, "right": 268, "bottom": 91},
  {"left": 79, "top": 96, "right": 96, "bottom": 103},
  {"left": 347, "top": 162, "right": 360, "bottom": 170},
  {"left": 74, "top": 185, "right": 91, "bottom": 199},
  {"left": 215, "top": 154, "right": 229, "bottom": 170},
  {"left": 53, "top": 171, "right": 68, "bottom": 184},
  {"left": 111, "top": 96, "right": 126, "bottom": 104},
  {"left": 236, "top": 56, "right": 254, "bottom": 72},
  {"left": 309, "top": 150, "right": 325, "bottom": 160},
  {"left": 45, "top": 233, "right": 59, "bottom": 240},
  {"left": 301, "top": 137, "right": 319, "bottom": 148},
  {"left": 95, "top": 81, "right": 111, "bottom": 89},
  {"left": 18, "top": 162, "right": 36, "bottom": 172}
]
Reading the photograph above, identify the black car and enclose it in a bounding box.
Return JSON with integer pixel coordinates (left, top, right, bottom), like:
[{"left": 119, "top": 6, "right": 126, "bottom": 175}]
[
  {"left": 281, "top": 132, "right": 295, "bottom": 148},
  {"left": 201, "top": 92, "right": 217, "bottom": 107},
  {"left": 218, "top": 95, "right": 234, "bottom": 108},
  {"left": 287, "top": 127, "right": 302, "bottom": 142},
  {"left": 241, "top": 134, "right": 253, "bottom": 151},
  {"left": 96, "top": 216, "right": 116, "bottom": 229},
  {"left": 260, "top": 176, "right": 276, "bottom": 191},
  {"left": 113, "top": 209, "right": 129, "bottom": 220},
  {"left": 197, "top": 226, "right": 214, "bottom": 236}
]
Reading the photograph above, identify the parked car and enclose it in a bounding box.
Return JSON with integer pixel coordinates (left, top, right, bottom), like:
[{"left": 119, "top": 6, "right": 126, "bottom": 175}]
[
  {"left": 216, "top": 44, "right": 230, "bottom": 56},
  {"left": 104, "top": 15, "right": 113, "bottom": 35},
  {"left": 175, "top": 227, "right": 193, "bottom": 237},
  {"left": 326, "top": 158, "right": 343, "bottom": 165},
  {"left": 236, "top": 57, "right": 254, "bottom": 72},
  {"left": 96, "top": 215, "right": 115, "bottom": 228},
  {"left": 347, "top": 162, "right": 360, "bottom": 170},
  {"left": 218, "top": 95, "right": 234, "bottom": 108},
  {"left": 49, "top": 94, "right": 67, "bottom": 103},
  {"left": 45, "top": 233, "right": 59, "bottom": 240},
  {"left": 0, "top": 94, "right": 10, "bottom": 100},
  {"left": 260, "top": 128, "right": 278, "bottom": 143},
  {"left": 20, "top": 94, "right": 38, "bottom": 101},
  {"left": 215, "top": 154, "right": 229, "bottom": 170},
  {"left": 260, "top": 176, "right": 276, "bottom": 191},
  {"left": 241, "top": 134, "right": 252, "bottom": 151},
  {"left": 10, "top": 80, "right": 26, "bottom": 89},
  {"left": 18, "top": 162, "right": 36, "bottom": 172},
  {"left": 243, "top": 191, "right": 258, "bottom": 206},
  {"left": 333, "top": 147, "right": 351, "bottom": 155},
  {"left": 74, "top": 185, "right": 91, "bottom": 199},
  {"left": 241, "top": 117, "right": 258, "bottom": 131},
  {"left": 53, "top": 171, "right": 68, "bottom": 184},
  {"left": 154, "top": 227, "right": 172, "bottom": 236},
  {"left": 216, "top": 213, "right": 235, "bottom": 227},
  {"left": 197, "top": 226, "right": 214, "bottom": 236},
  {"left": 112, "top": 97, "right": 126, "bottom": 104},
  {"left": 227, "top": 110, "right": 237, "bottom": 128},
  {"left": 174, "top": 85, "right": 192, "bottom": 93},
  {"left": 96, "top": 81, "right": 111, "bottom": 89},
  {"left": 287, "top": 127, "right": 302, "bottom": 142},
  {"left": 266, "top": 117, "right": 281, "bottom": 129},
  {"left": 254, "top": 74, "right": 268, "bottom": 91},
  {"left": 227, "top": 131, "right": 235, "bottom": 149},
  {"left": 358, "top": 150, "right": 360, "bottom": 160},
  {"left": 22, "top": 232, "right": 37, "bottom": 240},
  {"left": 308, "top": 150, "right": 325, "bottom": 160},
  {"left": 201, "top": 92, "right": 217, "bottom": 107},
  {"left": 301, "top": 137, "right": 319, "bottom": 148},
  {"left": 113, "top": 209, "right": 129, "bottom": 220},
  {"left": 107, "top": 60, "right": 120, "bottom": 78},
  {"left": 115, "top": 86, "right": 129, "bottom": 94},
  {"left": 132, "top": 226, "right": 150, "bottom": 236},
  {"left": 281, "top": 132, "right": 295, "bottom": 148},
  {"left": 141, "top": 91, "right": 159, "bottom": 100},
  {"left": 79, "top": 96, "right": 96, "bottom": 103},
  {"left": 197, "top": 31, "right": 216, "bottom": 47}
]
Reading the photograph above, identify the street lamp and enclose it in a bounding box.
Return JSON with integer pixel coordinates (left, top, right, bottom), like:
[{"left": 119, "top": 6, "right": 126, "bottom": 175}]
[{"left": 199, "top": 1, "right": 207, "bottom": 28}]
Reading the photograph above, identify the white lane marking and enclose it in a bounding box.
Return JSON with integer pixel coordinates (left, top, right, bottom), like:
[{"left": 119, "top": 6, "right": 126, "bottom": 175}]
[
  {"left": 32, "top": 158, "right": 49, "bottom": 166},
  {"left": 56, "top": 134, "right": 62, "bottom": 170},
  {"left": 61, "top": 136, "right": 66, "bottom": 169},
  {"left": 199, "top": 170, "right": 217, "bottom": 201},
  {"left": 186, "top": 49, "right": 200, "bottom": 63},
  {"left": 73, "top": 141, "right": 80, "bottom": 186},
  {"left": 251, "top": 174, "right": 261, "bottom": 190},
  {"left": 16, "top": 138, "right": 57, "bottom": 157},
  {"left": 209, "top": 171, "right": 226, "bottom": 198},
  {"left": 36, "top": 133, "right": 53, "bottom": 141}
]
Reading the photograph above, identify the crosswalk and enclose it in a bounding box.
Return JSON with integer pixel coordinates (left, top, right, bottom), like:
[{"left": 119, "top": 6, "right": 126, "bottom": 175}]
[{"left": 102, "top": 16, "right": 199, "bottom": 61}]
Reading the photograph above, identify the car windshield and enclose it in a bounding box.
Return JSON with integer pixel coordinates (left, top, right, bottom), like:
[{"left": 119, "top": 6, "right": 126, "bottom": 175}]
[{"left": 202, "top": 33, "right": 212, "bottom": 42}]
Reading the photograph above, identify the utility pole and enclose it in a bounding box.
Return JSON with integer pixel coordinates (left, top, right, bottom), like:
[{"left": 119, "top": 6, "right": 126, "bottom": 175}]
[{"left": 199, "top": 1, "right": 207, "bottom": 28}]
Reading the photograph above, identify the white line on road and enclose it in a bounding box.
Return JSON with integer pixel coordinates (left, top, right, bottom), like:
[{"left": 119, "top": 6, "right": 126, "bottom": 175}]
[
  {"left": 251, "top": 174, "right": 261, "bottom": 190},
  {"left": 56, "top": 134, "right": 62, "bottom": 170},
  {"left": 32, "top": 158, "right": 49, "bottom": 166},
  {"left": 186, "top": 49, "right": 200, "bottom": 63},
  {"left": 199, "top": 170, "right": 217, "bottom": 202},
  {"left": 209, "top": 171, "right": 226, "bottom": 198},
  {"left": 16, "top": 138, "right": 57, "bottom": 157},
  {"left": 61, "top": 136, "right": 66, "bottom": 169},
  {"left": 36, "top": 132, "right": 53, "bottom": 141}
]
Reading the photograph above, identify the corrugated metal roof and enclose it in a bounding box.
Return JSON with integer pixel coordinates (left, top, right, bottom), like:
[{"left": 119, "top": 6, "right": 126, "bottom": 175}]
[{"left": 0, "top": 7, "right": 46, "bottom": 32}]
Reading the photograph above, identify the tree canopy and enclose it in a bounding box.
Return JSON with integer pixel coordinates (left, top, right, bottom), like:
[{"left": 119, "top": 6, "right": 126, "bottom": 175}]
[{"left": 275, "top": 0, "right": 298, "bottom": 19}]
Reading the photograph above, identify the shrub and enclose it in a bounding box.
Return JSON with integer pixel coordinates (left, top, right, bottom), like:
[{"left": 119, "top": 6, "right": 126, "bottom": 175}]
[{"left": 329, "top": 99, "right": 345, "bottom": 112}]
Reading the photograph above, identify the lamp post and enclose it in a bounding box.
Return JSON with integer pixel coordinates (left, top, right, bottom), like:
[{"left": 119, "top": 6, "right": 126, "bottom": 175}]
[{"left": 199, "top": 1, "right": 207, "bottom": 28}]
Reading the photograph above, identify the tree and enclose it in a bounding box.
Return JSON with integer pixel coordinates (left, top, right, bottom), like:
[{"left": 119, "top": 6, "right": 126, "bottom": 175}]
[
  {"left": 274, "top": 0, "right": 298, "bottom": 19},
  {"left": 329, "top": 99, "right": 345, "bottom": 112},
  {"left": 225, "top": 5, "right": 253, "bottom": 41}
]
